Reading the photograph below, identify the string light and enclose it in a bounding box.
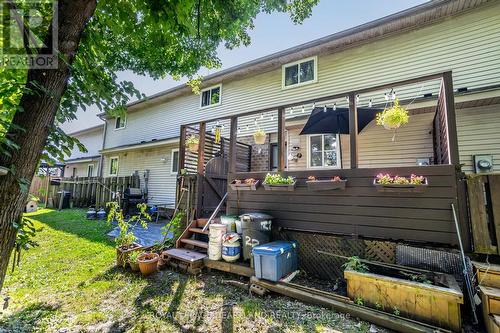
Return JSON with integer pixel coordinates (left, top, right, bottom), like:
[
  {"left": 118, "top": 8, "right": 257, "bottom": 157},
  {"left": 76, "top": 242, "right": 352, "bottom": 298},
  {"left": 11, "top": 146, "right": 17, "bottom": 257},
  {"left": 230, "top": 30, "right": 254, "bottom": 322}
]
[
  {"left": 368, "top": 99, "right": 373, "bottom": 108},
  {"left": 254, "top": 118, "right": 258, "bottom": 125},
  {"left": 211, "top": 127, "right": 215, "bottom": 134},
  {"left": 301, "top": 105, "right": 305, "bottom": 113},
  {"left": 356, "top": 94, "right": 360, "bottom": 103},
  {"left": 246, "top": 125, "right": 249, "bottom": 130},
  {"left": 346, "top": 96, "right": 349, "bottom": 103},
  {"left": 312, "top": 102, "right": 316, "bottom": 110},
  {"left": 384, "top": 93, "right": 389, "bottom": 101},
  {"left": 216, "top": 120, "right": 220, "bottom": 126},
  {"left": 260, "top": 113, "right": 264, "bottom": 119},
  {"left": 221, "top": 124, "right": 225, "bottom": 130},
  {"left": 290, "top": 107, "right": 294, "bottom": 115},
  {"left": 271, "top": 115, "right": 274, "bottom": 121},
  {"left": 237, "top": 127, "right": 241, "bottom": 135},
  {"left": 333, "top": 103, "right": 336, "bottom": 111},
  {"left": 392, "top": 91, "right": 397, "bottom": 100},
  {"left": 323, "top": 105, "right": 327, "bottom": 113}
]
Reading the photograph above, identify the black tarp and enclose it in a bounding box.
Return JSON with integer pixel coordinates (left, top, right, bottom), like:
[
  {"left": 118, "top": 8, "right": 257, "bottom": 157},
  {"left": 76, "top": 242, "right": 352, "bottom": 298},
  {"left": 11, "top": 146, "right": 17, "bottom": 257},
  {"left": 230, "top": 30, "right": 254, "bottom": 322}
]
[{"left": 299, "top": 107, "right": 381, "bottom": 135}]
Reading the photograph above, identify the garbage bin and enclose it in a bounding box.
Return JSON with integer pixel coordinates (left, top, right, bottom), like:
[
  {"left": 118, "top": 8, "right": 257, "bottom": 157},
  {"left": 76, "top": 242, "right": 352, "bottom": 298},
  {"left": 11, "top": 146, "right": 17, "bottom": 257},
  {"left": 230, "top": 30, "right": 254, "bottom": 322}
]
[
  {"left": 239, "top": 212, "right": 273, "bottom": 261},
  {"left": 57, "top": 191, "right": 71, "bottom": 209}
]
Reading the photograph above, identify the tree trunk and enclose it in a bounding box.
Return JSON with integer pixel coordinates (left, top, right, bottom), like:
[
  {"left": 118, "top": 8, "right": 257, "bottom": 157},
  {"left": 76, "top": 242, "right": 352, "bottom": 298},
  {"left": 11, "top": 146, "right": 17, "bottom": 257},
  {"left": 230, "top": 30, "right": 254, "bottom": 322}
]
[{"left": 0, "top": 0, "right": 97, "bottom": 290}]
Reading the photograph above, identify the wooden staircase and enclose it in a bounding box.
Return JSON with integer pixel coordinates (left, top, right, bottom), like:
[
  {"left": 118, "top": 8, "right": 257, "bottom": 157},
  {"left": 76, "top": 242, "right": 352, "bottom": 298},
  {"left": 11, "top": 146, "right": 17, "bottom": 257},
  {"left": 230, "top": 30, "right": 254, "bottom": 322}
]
[{"left": 176, "top": 217, "right": 220, "bottom": 251}]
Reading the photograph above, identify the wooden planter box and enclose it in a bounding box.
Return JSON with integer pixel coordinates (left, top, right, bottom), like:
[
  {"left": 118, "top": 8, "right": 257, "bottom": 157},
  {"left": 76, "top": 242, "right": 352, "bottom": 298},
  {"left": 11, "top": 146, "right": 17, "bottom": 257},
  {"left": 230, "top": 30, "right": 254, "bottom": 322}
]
[
  {"left": 373, "top": 178, "right": 428, "bottom": 193},
  {"left": 263, "top": 180, "right": 296, "bottom": 192},
  {"left": 230, "top": 180, "right": 260, "bottom": 191},
  {"left": 116, "top": 243, "right": 143, "bottom": 268},
  {"left": 344, "top": 269, "right": 463, "bottom": 332},
  {"left": 306, "top": 179, "right": 346, "bottom": 191}
]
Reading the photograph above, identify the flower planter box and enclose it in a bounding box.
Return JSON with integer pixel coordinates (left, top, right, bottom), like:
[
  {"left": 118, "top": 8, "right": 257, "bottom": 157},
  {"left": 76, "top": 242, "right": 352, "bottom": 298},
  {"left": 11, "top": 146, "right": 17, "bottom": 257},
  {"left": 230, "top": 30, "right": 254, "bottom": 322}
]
[
  {"left": 306, "top": 179, "right": 346, "bottom": 191},
  {"left": 344, "top": 269, "right": 463, "bottom": 332},
  {"left": 373, "top": 178, "right": 428, "bottom": 193},
  {"left": 116, "top": 243, "right": 143, "bottom": 267},
  {"left": 263, "top": 180, "right": 296, "bottom": 192},
  {"left": 230, "top": 179, "right": 260, "bottom": 191}
]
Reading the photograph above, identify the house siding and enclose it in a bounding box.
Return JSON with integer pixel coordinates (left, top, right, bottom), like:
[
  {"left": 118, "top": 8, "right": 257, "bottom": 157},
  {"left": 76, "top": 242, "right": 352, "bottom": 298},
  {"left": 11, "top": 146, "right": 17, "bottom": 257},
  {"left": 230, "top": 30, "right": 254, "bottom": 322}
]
[
  {"left": 457, "top": 104, "right": 500, "bottom": 173},
  {"left": 104, "top": 3, "right": 500, "bottom": 150},
  {"left": 102, "top": 144, "right": 179, "bottom": 205},
  {"left": 65, "top": 161, "right": 99, "bottom": 178},
  {"left": 68, "top": 127, "right": 103, "bottom": 160}
]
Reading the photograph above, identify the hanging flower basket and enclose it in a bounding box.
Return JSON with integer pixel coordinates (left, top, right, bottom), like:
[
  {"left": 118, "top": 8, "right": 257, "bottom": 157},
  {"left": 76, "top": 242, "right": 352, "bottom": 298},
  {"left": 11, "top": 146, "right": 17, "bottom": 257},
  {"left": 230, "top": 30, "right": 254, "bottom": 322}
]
[
  {"left": 376, "top": 98, "right": 409, "bottom": 130},
  {"left": 253, "top": 129, "right": 266, "bottom": 145},
  {"left": 186, "top": 135, "right": 200, "bottom": 153}
]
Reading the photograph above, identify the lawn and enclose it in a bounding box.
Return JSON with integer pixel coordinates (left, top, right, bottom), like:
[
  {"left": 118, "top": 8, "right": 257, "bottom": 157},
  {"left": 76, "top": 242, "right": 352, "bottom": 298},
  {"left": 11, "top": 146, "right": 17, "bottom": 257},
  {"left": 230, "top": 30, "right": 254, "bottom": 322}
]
[{"left": 0, "top": 209, "right": 379, "bottom": 333}]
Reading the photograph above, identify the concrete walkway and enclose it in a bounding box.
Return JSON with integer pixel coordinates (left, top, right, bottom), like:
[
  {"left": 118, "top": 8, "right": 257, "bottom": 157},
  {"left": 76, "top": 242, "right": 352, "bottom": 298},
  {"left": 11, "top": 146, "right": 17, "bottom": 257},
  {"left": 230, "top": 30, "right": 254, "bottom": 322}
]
[{"left": 107, "top": 220, "right": 173, "bottom": 247}]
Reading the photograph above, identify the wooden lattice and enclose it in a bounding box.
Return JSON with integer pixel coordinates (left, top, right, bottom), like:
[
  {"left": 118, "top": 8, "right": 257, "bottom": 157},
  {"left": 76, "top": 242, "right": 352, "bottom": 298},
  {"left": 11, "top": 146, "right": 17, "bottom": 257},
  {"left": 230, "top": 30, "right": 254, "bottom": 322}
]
[{"left": 276, "top": 230, "right": 396, "bottom": 280}]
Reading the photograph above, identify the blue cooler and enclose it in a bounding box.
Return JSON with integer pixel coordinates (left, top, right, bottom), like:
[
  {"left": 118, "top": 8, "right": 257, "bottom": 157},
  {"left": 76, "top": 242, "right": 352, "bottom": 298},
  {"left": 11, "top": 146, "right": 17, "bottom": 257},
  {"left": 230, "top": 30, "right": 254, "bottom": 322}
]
[{"left": 252, "top": 241, "right": 298, "bottom": 281}]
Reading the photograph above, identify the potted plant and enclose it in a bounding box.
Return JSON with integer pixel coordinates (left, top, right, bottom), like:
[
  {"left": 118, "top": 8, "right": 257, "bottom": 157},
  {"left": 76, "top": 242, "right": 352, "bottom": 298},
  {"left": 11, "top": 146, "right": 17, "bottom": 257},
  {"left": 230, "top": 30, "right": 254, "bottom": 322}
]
[
  {"left": 263, "top": 173, "right": 296, "bottom": 191},
  {"left": 186, "top": 134, "right": 200, "bottom": 153},
  {"left": 306, "top": 175, "right": 347, "bottom": 191},
  {"left": 128, "top": 251, "right": 141, "bottom": 272},
  {"left": 107, "top": 201, "right": 150, "bottom": 267},
  {"left": 253, "top": 129, "right": 266, "bottom": 145},
  {"left": 373, "top": 173, "right": 428, "bottom": 192},
  {"left": 376, "top": 98, "right": 409, "bottom": 130},
  {"left": 230, "top": 177, "right": 260, "bottom": 191},
  {"left": 137, "top": 252, "right": 160, "bottom": 276}
]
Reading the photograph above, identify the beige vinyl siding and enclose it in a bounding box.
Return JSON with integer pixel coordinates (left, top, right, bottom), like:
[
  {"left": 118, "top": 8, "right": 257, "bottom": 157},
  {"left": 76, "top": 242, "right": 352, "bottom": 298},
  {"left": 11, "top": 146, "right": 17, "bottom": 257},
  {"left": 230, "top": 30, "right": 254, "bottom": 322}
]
[
  {"left": 102, "top": 144, "right": 179, "bottom": 205},
  {"left": 457, "top": 104, "right": 500, "bottom": 173},
  {"left": 104, "top": 3, "right": 500, "bottom": 150},
  {"left": 65, "top": 161, "right": 98, "bottom": 178},
  {"left": 68, "top": 127, "right": 103, "bottom": 159}
]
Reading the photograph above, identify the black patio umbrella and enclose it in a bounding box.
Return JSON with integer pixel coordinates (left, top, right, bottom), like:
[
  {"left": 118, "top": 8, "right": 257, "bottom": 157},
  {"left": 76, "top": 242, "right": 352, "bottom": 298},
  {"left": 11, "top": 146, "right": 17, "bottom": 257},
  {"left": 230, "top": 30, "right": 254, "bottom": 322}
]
[{"left": 299, "top": 107, "right": 381, "bottom": 135}]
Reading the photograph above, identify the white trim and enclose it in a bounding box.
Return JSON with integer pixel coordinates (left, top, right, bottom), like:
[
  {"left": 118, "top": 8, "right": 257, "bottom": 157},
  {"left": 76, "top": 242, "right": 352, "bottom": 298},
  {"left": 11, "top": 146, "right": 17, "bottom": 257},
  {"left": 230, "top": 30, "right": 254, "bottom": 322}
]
[
  {"left": 114, "top": 116, "right": 127, "bottom": 131},
  {"left": 109, "top": 156, "right": 119, "bottom": 176},
  {"left": 199, "top": 84, "right": 222, "bottom": 109},
  {"left": 170, "top": 148, "right": 179, "bottom": 174},
  {"left": 281, "top": 56, "right": 318, "bottom": 90},
  {"left": 100, "top": 138, "right": 179, "bottom": 154},
  {"left": 87, "top": 164, "right": 95, "bottom": 177},
  {"left": 306, "top": 134, "right": 341, "bottom": 169}
]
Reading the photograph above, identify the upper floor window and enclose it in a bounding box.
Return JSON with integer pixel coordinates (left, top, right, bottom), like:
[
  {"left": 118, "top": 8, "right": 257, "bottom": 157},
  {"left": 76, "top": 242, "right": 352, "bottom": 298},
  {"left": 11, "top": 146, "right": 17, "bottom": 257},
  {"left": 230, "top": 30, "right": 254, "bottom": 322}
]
[
  {"left": 282, "top": 56, "right": 317, "bottom": 88},
  {"left": 200, "top": 85, "right": 221, "bottom": 108},
  {"left": 308, "top": 134, "right": 340, "bottom": 168},
  {"left": 115, "top": 116, "right": 126, "bottom": 130}
]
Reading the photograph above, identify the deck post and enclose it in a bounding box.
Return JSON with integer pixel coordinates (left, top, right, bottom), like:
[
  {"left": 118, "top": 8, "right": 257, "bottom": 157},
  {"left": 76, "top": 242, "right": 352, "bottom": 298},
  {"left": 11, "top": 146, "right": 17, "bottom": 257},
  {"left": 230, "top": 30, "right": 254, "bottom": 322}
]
[
  {"left": 348, "top": 92, "right": 358, "bottom": 168},
  {"left": 179, "top": 125, "right": 186, "bottom": 171},
  {"left": 442, "top": 71, "right": 460, "bottom": 166},
  {"left": 196, "top": 122, "right": 206, "bottom": 217},
  {"left": 278, "top": 108, "right": 286, "bottom": 172},
  {"left": 228, "top": 117, "right": 238, "bottom": 174}
]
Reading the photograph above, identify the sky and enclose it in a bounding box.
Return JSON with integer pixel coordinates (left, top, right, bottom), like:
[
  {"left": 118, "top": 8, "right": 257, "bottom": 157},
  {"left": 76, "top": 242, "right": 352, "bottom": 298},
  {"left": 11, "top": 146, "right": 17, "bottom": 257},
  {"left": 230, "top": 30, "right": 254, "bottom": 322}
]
[{"left": 61, "top": 0, "right": 427, "bottom": 133}]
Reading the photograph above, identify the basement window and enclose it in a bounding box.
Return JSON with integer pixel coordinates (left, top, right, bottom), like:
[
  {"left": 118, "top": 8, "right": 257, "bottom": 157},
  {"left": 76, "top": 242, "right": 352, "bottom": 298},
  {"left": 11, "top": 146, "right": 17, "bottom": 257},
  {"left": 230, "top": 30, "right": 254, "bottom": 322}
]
[
  {"left": 282, "top": 56, "right": 317, "bottom": 88},
  {"left": 200, "top": 85, "right": 221, "bottom": 108}
]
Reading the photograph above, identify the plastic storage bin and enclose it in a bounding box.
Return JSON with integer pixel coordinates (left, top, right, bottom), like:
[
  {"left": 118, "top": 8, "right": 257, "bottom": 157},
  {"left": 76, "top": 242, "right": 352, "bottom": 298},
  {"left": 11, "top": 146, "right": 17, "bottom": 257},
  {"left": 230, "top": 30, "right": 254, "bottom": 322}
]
[{"left": 252, "top": 241, "right": 298, "bottom": 281}]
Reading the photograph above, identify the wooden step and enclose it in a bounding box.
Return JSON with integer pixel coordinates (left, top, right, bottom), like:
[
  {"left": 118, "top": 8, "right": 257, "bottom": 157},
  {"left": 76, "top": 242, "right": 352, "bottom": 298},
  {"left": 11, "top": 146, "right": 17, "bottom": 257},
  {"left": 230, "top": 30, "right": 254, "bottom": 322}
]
[
  {"left": 180, "top": 238, "right": 208, "bottom": 249},
  {"left": 196, "top": 218, "right": 209, "bottom": 228},
  {"left": 164, "top": 248, "right": 206, "bottom": 262},
  {"left": 189, "top": 227, "right": 209, "bottom": 235}
]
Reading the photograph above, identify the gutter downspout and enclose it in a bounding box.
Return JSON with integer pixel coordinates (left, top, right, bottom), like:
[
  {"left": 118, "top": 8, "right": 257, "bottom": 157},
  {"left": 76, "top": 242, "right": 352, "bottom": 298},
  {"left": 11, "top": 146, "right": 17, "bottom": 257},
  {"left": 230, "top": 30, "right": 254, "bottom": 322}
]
[{"left": 98, "top": 115, "right": 108, "bottom": 177}]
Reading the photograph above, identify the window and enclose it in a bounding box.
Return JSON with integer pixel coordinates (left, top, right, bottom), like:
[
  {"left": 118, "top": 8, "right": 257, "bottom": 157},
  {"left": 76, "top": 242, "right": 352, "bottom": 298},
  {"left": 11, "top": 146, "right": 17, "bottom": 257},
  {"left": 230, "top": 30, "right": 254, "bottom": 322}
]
[
  {"left": 171, "top": 149, "right": 179, "bottom": 174},
  {"left": 87, "top": 164, "right": 94, "bottom": 177},
  {"left": 115, "top": 116, "right": 126, "bottom": 129},
  {"left": 282, "top": 56, "right": 317, "bottom": 88},
  {"left": 269, "top": 143, "right": 278, "bottom": 170},
  {"left": 308, "top": 134, "right": 340, "bottom": 168},
  {"left": 72, "top": 167, "right": 77, "bottom": 178},
  {"left": 200, "top": 85, "right": 221, "bottom": 108},
  {"left": 109, "top": 157, "right": 119, "bottom": 176}
]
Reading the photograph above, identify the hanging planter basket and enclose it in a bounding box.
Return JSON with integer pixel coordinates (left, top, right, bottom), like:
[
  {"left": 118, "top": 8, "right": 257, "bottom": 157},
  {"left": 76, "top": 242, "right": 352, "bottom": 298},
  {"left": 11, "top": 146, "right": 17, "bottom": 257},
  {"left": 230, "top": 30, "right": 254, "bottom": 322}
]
[
  {"left": 376, "top": 98, "right": 409, "bottom": 131},
  {"left": 253, "top": 131, "right": 266, "bottom": 145},
  {"left": 188, "top": 143, "right": 199, "bottom": 153},
  {"left": 186, "top": 135, "right": 200, "bottom": 153}
]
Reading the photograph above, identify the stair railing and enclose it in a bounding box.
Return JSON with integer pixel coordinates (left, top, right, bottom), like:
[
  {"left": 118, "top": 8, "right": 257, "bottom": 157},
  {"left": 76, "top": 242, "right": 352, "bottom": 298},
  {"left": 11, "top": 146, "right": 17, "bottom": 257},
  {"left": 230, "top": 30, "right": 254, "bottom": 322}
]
[{"left": 202, "top": 192, "right": 228, "bottom": 232}]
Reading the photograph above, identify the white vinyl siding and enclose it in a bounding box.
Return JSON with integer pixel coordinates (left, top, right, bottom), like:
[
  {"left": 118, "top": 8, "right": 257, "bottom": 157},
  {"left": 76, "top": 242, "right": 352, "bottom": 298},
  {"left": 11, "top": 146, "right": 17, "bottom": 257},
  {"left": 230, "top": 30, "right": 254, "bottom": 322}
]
[
  {"left": 65, "top": 161, "right": 99, "bottom": 178},
  {"left": 457, "top": 104, "right": 500, "bottom": 174},
  {"left": 103, "top": 4, "right": 500, "bottom": 151},
  {"left": 68, "top": 127, "right": 103, "bottom": 160},
  {"left": 102, "top": 145, "right": 179, "bottom": 205}
]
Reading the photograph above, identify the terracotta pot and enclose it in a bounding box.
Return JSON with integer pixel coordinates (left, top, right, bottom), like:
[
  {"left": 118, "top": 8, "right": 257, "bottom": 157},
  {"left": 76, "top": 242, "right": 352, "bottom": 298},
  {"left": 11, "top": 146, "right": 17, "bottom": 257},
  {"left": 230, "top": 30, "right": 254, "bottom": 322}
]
[
  {"left": 116, "top": 243, "right": 142, "bottom": 267},
  {"left": 253, "top": 132, "right": 266, "bottom": 145},
  {"left": 188, "top": 143, "right": 199, "bottom": 153},
  {"left": 129, "top": 261, "right": 140, "bottom": 272},
  {"left": 138, "top": 253, "right": 160, "bottom": 276}
]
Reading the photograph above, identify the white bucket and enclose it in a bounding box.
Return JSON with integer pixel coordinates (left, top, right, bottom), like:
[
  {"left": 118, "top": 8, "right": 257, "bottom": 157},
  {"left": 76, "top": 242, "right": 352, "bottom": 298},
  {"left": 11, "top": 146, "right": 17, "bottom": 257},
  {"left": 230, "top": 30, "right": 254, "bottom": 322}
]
[
  {"left": 208, "top": 224, "right": 226, "bottom": 260},
  {"left": 220, "top": 216, "right": 236, "bottom": 233},
  {"left": 222, "top": 233, "right": 241, "bottom": 262}
]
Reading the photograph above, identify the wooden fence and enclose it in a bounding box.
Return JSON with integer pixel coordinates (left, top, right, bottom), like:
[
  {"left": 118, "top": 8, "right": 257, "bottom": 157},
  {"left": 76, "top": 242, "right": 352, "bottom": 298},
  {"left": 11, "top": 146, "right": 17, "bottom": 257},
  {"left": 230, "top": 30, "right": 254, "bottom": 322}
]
[
  {"left": 48, "top": 175, "right": 140, "bottom": 208},
  {"left": 468, "top": 174, "right": 500, "bottom": 254}
]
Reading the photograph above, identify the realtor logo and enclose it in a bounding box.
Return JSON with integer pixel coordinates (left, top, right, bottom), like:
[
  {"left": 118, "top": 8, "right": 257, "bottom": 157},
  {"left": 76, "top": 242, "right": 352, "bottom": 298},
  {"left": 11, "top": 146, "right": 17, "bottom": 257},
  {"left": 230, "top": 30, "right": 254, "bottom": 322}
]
[{"left": 1, "top": 0, "right": 58, "bottom": 69}]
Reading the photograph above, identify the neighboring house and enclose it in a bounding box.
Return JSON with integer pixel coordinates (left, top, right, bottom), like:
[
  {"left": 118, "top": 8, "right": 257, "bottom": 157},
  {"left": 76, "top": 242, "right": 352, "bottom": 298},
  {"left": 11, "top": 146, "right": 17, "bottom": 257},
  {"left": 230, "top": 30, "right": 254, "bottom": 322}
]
[
  {"left": 98, "top": 0, "right": 500, "bottom": 206},
  {"left": 64, "top": 124, "right": 104, "bottom": 178}
]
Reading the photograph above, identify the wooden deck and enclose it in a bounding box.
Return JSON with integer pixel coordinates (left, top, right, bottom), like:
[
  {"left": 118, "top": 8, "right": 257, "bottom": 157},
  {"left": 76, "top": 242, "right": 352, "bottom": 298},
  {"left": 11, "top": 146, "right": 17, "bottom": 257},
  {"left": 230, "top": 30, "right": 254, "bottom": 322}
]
[{"left": 227, "top": 165, "right": 468, "bottom": 248}]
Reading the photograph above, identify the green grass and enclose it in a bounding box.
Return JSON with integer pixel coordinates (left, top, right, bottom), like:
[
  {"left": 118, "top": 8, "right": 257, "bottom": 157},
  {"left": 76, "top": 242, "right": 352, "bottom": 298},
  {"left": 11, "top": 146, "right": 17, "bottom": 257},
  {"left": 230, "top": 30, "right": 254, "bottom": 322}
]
[{"left": 0, "top": 209, "right": 377, "bottom": 333}]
